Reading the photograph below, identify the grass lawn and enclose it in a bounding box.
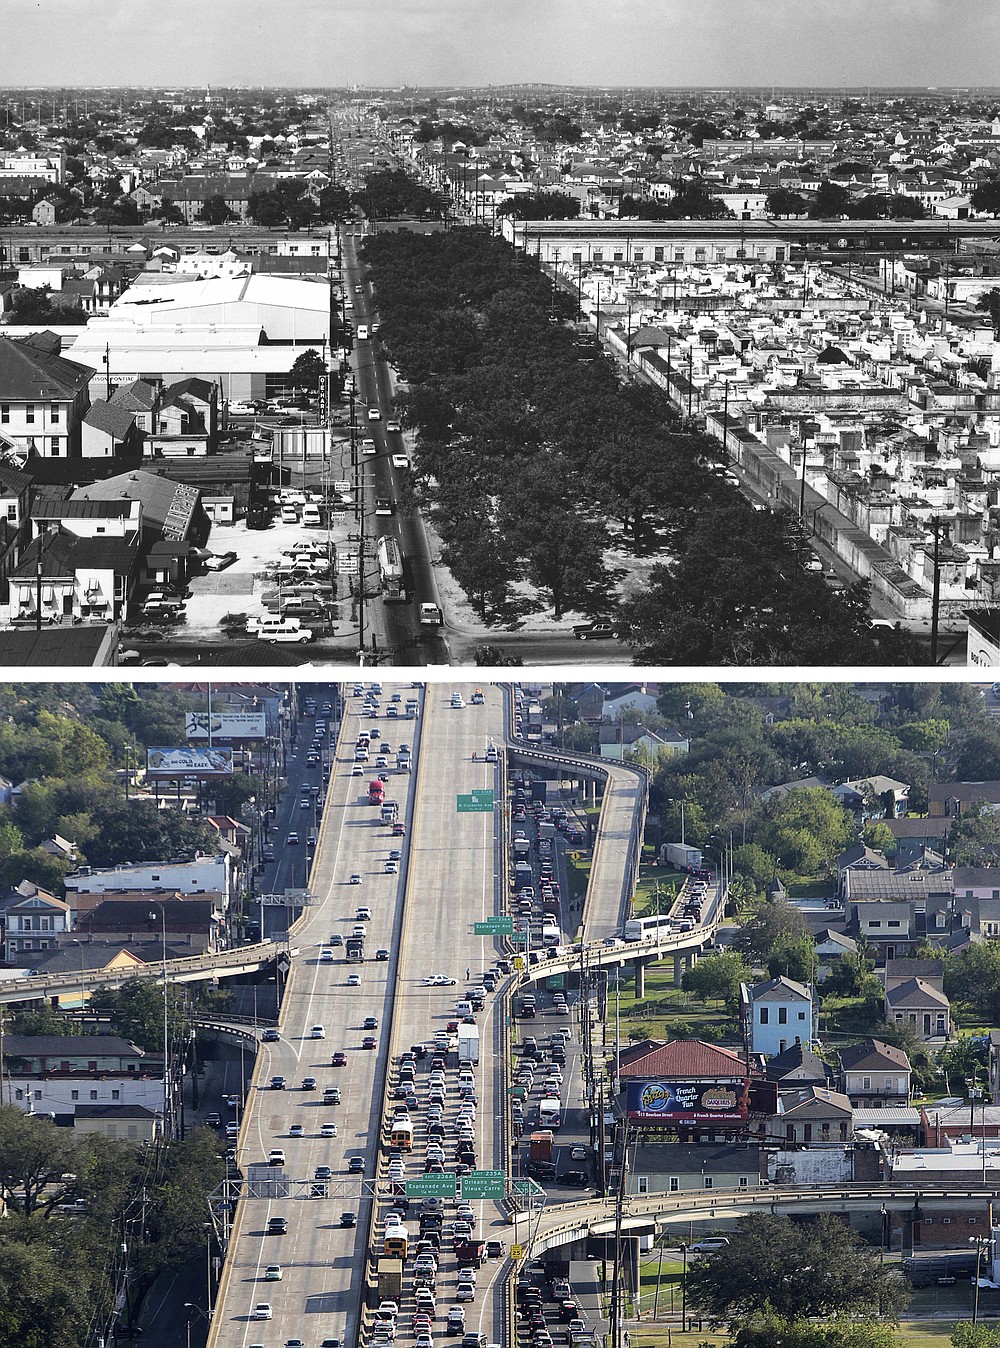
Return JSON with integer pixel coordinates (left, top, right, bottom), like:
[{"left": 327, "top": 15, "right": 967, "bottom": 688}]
[
  {"left": 896, "top": 1323, "right": 962, "bottom": 1348},
  {"left": 565, "top": 853, "right": 591, "bottom": 910},
  {"left": 633, "top": 865, "right": 686, "bottom": 914},
  {"left": 629, "top": 1330, "right": 728, "bottom": 1348},
  {"left": 627, "top": 1329, "right": 960, "bottom": 1348},
  {"left": 610, "top": 960, "right": 740, "bottom": 1047}
]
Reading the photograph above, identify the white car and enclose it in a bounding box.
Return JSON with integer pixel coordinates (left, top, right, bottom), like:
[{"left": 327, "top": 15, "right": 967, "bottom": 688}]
[
  {"left": 386, "top": 419, "right": 402, "bottom": 433},
  {"left": 252, "top": 1303, "right": 273, "bottom": 1320},
  {"left": 422, "top": 974, "right": 457, "bottom": 986},
  {"left": 346, "top": 973, "right": 361, "bottom": 986},
  {"left": 391, "top": 454, "right": 409, "bottom": 469},
  {"left": 385, "top": 859, "right": 398, "bottom": 873},
  {"left": 368, "top": 407, "right": 382, "bottom": 420},
  {"left": 350, "top": 873, "right": 362, "bottom": 885},
  {"left": 310, "top": 1025, "right": 326, "bottom": 1039}
]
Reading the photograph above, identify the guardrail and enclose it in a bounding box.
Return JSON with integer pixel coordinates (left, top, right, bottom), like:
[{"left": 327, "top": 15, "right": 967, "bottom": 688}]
[
  {"left": 520, "top": 1181, "right": 1000, "bottom": 1256},
  {"left": 0, "top": 938, "right": 284, "bottom": 1002},
  {"left": 503, "top": 736, "right": 649, "bottom": 933}
]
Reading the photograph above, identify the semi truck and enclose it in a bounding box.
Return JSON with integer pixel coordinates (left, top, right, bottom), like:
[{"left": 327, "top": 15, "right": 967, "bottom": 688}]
[
  {"left": 369, "top": 778, "right": 385, "bottom": 805},
  {"left": 457, "top": 1025, "right": 480, "bottom": 1065},
  {"left": 528, "top": 1131, "right": 554, "bottom": 1163},
  {"left": 377, "top": 535, "right": 406, "bottom": 603},
  {"left": 378, "top": 1257, "right": 403, "bottom": 1301},
  {"left": 346, "top": 936, "right": 365, "bottom": 962},
  {"left": 660, "top": 842, "right": 703, "bottom": 870}
]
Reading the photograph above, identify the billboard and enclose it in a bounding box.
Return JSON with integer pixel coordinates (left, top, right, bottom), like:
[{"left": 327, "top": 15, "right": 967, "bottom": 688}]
[
  {"left": 185, "top": 711, "right": 267, "bottom": 741},
  {"left": 146, "top": 746, "right": 235, "bottom": 779},
  {"left": 626, "top": 1079, "right": 751, "bottom": 1124}
]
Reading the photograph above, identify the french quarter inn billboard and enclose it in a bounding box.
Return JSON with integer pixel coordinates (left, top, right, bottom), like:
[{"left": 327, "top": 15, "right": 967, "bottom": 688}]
[
  {"left": 626, "top": 1079, "right": 751, "bottom": 1123},
  {"left": 185, "top": 711, "right": 267, "bottom": 741},
  {"left": 146, "top": 746, "right": 235, "bottom": 778}
]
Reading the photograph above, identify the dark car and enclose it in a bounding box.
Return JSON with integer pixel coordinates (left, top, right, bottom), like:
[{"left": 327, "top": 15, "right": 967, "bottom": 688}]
[
  {"left": 267, "top": 1216, "right": 288, "bottom": 1234},
  {"left": 557, "top": 1170, "right": 588, "bottom": 1186},
  {"left": 347, "top": 1156, "right": 365, "bottom": 1174},
  {"left": 340, "top": 1212, "right": 356, "bottom": 1228},
  {"left": 332, "top": 1050, "right": 348, "bottom": 1066},
  {"left": 572, "top": 620, "right": 618, "bottom": 641}
]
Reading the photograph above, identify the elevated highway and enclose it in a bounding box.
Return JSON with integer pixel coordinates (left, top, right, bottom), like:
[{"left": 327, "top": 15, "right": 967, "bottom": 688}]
[
  {"left": 517, "top": 1182, "right": 1000, "bottom": 1256},
  {"left": 0, "top": 938, "right": 289, "bottom": 1005}
]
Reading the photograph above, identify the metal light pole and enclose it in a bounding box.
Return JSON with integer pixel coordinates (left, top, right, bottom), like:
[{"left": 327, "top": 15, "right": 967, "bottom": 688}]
[
  {"left": 680, "top": 1242, "right": 689, "bottom": 1331},
  {"left": 971, "top": 1236, "right": 992, "bottom": 1323},
  {"left": 149, "top": 903, "right": 170, "bottom": 1139}
]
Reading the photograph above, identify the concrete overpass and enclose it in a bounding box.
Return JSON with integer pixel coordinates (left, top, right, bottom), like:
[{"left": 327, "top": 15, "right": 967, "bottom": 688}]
[
  {"left": 0, "top": 938, "right": 291, "bottom": 1006},
  {"left": 518, "top": 1182, "right": 1000, "bottom": 1256}
]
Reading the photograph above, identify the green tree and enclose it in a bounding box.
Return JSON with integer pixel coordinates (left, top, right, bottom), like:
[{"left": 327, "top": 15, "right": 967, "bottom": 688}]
[
  {"left": 977, "top": 288, "right": 1000, "bottom": 340},
  {"left": 87, "top": 978, "right": 190, "bottom": 1053},
  {"left": 0, "top": 1106, "right": 77, "bottom": 1216},
  {"left": 686, "top": 1213, "right": 908, "bottom": 1321},
  {"left": 971, "top": 179, "right": 1000, "bottom": 217},
  {"left": 732, "top": 843, "right": 778, "bottom": 890},
  {"left": 760, "top": 786, "right": 855, "bottom": 874},
  {"left": 736, "top": 896, "right": 807, "bottom": 962},
  {"left": 290, "top": 348, "right": 326, "bottom": 391},
  {"left": 863, "top": 819, "right": 895, "bottom": 854},
  {"left": 809, "top": 179, "right": 852, "bottom": 218},
  {"left": 732, "top": 1313, "right": 899, "bottom": 1348},
  {"left": 682, "top": 950, "right": 750, "bottom": 1007},
  {"left": 952, "top": 1322, "right": 1000, "bottom": 1348},
  {"left": 766, "top": 187, "right": 807, "bottom": 218},
  {"left": 766, "top": 932, "right": 819, "bottom": 983},
  {"left": 949, "top": 801, "right": 1000, "bottom": 867},
  {"left": 198, "top": 194, "right": 235, "bottom": 224}
]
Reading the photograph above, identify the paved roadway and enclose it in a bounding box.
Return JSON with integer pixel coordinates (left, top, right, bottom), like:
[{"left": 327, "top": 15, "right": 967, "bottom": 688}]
[
  {"left": 370, "top": 683, "right": 510, "bottom": 1344},
  {"left": 341, "top": 234, "right": 448, "bottom": 667},
  {"left": 210, "top": 682, "right": 425, "bottom": 1348}
]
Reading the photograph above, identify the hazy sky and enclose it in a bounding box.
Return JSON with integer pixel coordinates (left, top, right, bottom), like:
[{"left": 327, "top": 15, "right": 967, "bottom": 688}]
[{"left": 4, "top": 0, "right": 999, "bottom": 91}]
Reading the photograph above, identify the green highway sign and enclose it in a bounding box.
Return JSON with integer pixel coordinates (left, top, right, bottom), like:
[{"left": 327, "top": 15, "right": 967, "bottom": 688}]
[
  {"left": 474, "top": 916, "right": 514, "bottom": 936},
  {"left": 457, "top": 789, "right": 495, "bottom": 813},
  {"left": 405, "top": 1175, "right": 457, "bottom": 1197},
  {"left": 513, "top": 1177, "right": 545, "bottom": 1198},
  {"left": 461, "top": 1170, "right": 505, "bottom": 1200}
]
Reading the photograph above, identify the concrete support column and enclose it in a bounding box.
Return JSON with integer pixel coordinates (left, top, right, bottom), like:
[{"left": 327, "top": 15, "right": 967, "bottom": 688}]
[
  {"left": 634, "top": 958, "right": 646, "bottom": 999},
  {"left": 673, "top": 955, "right": 684, "bottom": 988}
]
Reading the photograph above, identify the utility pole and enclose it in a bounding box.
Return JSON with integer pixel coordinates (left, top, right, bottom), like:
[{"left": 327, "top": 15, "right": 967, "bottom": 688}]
[
  {"left": 722, "top": 378, "right": 730, "bottom": 465},
  {"left": 687, "top": 345, "right": 693, "bottom": 418},
  {"left": 609, "top": 1122, "right": 629, "bottom": 1348},
  {"left": 930, "top": 516, "right": 942, "bottom": 665}
]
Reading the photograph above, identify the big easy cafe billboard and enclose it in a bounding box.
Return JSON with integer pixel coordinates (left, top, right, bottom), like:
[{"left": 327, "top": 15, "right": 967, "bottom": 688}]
[{"left": 626, "top": 1079, "right": 751, "bottom": 1124}]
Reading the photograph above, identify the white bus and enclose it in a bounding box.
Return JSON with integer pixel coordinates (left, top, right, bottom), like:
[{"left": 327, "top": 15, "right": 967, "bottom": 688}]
[{"left": 623, "top": 914, "right": 675, "bottom": 942}]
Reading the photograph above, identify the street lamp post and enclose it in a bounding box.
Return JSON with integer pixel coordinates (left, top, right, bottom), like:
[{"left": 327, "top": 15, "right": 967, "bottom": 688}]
[
  {"left": 680, "top": 1242, "right": 688, "bottom": 1331},
  {"left": 971, "top": 1235, "right": 993, "bottom": 1323}
]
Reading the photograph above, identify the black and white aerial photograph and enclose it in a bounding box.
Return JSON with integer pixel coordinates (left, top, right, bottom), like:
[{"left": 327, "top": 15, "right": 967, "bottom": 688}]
[{"left": 2, "top": 1, "right": 1000, "bottom": 666}]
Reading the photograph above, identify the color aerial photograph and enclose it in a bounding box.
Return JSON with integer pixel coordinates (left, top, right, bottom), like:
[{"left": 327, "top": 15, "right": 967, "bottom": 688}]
[{"left": 1, "top": 675, "right": 1000, "bottom": 1348}]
